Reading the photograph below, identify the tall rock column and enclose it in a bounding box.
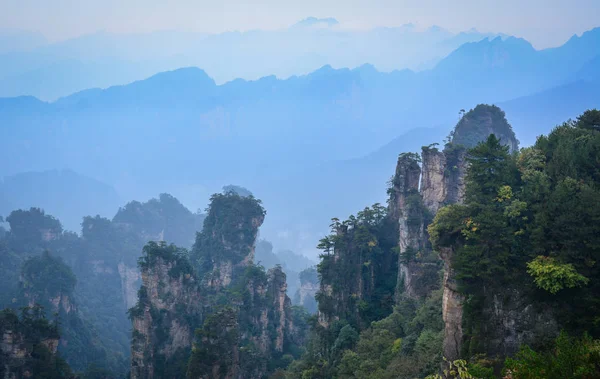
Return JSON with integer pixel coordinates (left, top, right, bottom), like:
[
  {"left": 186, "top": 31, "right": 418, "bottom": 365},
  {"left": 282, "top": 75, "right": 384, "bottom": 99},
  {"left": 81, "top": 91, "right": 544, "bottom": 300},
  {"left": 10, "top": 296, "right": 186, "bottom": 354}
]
[
  {"left": 421, "top": 145, "right": 468, "bottom": 362},
  {"left": 389, "top": 153, "right": 424, "bottom": 300},
  {"left": 439, "top": 246, "right": 463, "bottom": 362},
  {"left": 191, "top": 192, "right": 266, "bottom": 291},
  {"left": 130, "top": 242, "right": 202, "bottom": 379}
]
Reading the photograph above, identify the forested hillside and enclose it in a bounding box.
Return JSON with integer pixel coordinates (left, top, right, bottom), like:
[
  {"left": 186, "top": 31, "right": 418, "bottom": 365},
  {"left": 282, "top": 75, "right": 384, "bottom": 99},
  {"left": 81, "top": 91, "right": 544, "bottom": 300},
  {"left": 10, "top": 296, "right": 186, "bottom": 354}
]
[{"left": 285, "top": 107, "right": 600, "bottom": 378}]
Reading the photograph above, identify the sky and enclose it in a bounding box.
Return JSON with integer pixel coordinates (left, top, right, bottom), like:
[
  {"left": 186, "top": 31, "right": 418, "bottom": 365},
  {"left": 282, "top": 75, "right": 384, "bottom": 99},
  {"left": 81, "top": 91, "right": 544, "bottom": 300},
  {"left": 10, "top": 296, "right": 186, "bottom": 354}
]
[{"left": 1, "top": 0, "right": 599, "bottom": 48}]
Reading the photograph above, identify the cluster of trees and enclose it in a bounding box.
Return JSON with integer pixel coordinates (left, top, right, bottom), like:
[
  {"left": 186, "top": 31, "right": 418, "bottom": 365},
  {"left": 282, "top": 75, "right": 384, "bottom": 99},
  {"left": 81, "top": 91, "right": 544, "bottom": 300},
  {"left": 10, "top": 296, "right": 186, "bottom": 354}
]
[
  {"left": 430, "top": 110, "right": 600, "bottom": 354},
  {"left": 316, "top": 204, "right": 398, "bottom": 329},
  {"left": 287, "top": 289, "right": 446, "bottom": 378},
  {"left": 0, "top": 306, "right": 80, "bottom": 379}
]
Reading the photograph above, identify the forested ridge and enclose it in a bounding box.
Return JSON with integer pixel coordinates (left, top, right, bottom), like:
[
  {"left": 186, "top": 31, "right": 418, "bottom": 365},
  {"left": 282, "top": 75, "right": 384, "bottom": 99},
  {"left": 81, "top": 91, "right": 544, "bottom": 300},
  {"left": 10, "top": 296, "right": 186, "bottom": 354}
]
[{"left": 1, "top": 107, "right": 600, "bottom": 378}]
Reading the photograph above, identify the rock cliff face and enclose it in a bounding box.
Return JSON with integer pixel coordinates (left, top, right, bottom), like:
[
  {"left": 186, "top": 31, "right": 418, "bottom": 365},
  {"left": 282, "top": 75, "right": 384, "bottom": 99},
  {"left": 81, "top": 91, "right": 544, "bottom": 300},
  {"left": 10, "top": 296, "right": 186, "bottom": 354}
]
[
  {"left": 118, "top": 262, "right": 142, "bottom": 310},
  {"left": 1, "top": 330, "right": 60, "bottom": 379},
  {"left": 0, "top": 308, "right": 61, "bottom": 379},
  {"left": 266, "top": 266, "right": 294, "bottom": 353},
  {"left": 390, "top": 153, "right": 440, "bottom": 300},
  {"left": 452, "top": 104, "right": 519, "bottom": 153},
  {"left": 184, "top": 264, "right": 300, "bottom": 379},
  {"left": 130, "top": 243, "right": 202, "bottom": 379},
  {"left": 439, "top": 246, "right": 463, "bottom": 362},
  {"left": 389, "top": 104, "right": 520, "bottom": 363},
  {"left": 473, "top": 287, "right": 557, "bottom": 358},
  {"left": 294, "top": 267, "right": 319, "bottom": 314},
  {"left": 419, "top": 146, "right": 469, "bottom": 362},
  {"left": 192, "top": 192, "right": 266, "bottom": 291},
  {"left": 131, "top": 192, "right": 303, "bottom": 379},
  {"left": 420, "top": 146, "right": 468, "bottom": 214}
]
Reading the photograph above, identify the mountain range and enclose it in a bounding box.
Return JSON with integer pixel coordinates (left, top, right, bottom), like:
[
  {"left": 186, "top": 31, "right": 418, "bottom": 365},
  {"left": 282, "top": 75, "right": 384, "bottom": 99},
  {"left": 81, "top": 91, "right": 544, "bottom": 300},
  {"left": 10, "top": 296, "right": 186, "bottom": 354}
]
[
  {"left": 1, "top": 26, "right": 599, "bottom": 258},
  {"left": 0, "top": 19, "right": 505, "bottom": 100}
]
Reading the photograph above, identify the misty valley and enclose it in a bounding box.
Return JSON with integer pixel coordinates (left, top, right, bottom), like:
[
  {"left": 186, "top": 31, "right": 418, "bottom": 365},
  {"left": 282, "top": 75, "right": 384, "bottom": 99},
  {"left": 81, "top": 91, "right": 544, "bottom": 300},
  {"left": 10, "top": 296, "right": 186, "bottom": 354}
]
[{"left": 1, "top": 11, "right": 600, "bottom": 379}]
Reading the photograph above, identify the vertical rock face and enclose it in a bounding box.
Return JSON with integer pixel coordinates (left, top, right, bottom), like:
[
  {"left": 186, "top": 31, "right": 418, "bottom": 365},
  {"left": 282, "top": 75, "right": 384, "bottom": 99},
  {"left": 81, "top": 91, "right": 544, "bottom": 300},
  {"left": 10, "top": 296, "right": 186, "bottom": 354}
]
[
  {"left": 421, "top": 146, "right": 468, "bottom": 214},
  {"left": 118, "top": 262, "right": 142, "bottom": 310},
  {"left": 130, "top": 243, "right": 202, "bottom": 379},
  {"left": 185, "top": 266, "right": 300, "bottom": 379},
  {"left": 420, "top": 148, "right": 447, "bottom": 214},
  {"left": 388, "top": 153, "right": 421, "bottom": 221},
  {"left": 266, "top": 266, "right": 294, "bottom": 353},
  {"left": 390, "top": 104, "right": 520, "bottom": 362},
  {"left": 390, "top": 153, "right": 440, "bottom": 300},
  {"left": 419, "top": 146, "right": 469, "bottom": 361},
  {"left": 295, "top": 267, "right": 319, "bottom": 314},
  {"left": 439, "top": 246, "right": 463, "bottom": 362},
  {"left": 0, "top": 308, "right": 61, "bottom": 379},
  {"left": 475, "top": 288, "right": 557, "bottom": 358},
  {"left": 192, "top": 192, "right": 266, "bottom": 291},
  {"left": 131, "top": 193, "right": 303, "bottom": 379}
]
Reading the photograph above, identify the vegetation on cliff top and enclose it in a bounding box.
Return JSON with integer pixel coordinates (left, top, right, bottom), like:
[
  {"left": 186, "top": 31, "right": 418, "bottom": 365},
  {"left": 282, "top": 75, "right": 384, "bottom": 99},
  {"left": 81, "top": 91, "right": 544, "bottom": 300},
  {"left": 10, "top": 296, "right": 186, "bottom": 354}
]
[
  {"left": 192, "top": 190, "right": 266, "bottom": 277},
  {"left": 450, "top": 104, "right": 518, "bottom": 149},
  {"left": 0, "top": 306, "right": 73, "bottom": 379}
]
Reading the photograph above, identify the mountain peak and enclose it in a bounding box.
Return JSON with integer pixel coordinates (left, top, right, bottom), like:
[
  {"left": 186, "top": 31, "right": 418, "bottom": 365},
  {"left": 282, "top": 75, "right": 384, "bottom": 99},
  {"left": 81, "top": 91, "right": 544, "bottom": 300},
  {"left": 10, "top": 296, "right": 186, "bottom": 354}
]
[
  {"left": 563, "top": 26, "right": 600, "bottom": 48},
  {"left": 353, "top": 63, "right": 379, "bottom": 75}
]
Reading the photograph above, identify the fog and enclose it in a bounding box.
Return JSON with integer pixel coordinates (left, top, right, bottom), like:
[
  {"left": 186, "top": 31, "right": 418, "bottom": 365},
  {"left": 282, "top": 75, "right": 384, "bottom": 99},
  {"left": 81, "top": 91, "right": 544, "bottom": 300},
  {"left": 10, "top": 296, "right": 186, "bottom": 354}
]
[
  {"left": 1, "top": 2, "right": 600, "bottom": 377},
  {"left": 1, "top": 21, "right": 599, "bottom": 260}
]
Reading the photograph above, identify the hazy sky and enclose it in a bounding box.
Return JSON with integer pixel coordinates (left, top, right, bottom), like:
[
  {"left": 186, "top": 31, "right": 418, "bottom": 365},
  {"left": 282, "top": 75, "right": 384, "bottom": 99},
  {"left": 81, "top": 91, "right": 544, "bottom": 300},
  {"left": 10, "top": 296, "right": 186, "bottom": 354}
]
[{"left": 2, "top": 0, "right": 599, "bottom": 48}]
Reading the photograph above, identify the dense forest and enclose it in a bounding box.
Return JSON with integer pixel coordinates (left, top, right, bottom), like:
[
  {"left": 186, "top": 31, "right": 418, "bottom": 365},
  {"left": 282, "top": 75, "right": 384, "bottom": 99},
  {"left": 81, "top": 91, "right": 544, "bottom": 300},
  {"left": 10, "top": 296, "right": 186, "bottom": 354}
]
[{"left": 1, "top": 106, "right": 600, "bottom": 378}]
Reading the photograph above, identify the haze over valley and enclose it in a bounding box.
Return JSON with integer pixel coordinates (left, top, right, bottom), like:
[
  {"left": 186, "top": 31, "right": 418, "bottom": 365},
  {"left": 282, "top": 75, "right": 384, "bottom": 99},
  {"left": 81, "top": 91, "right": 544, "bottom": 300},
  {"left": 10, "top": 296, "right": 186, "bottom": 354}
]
[{"left": 1, "top": 2, "right": 600, "bottom": 378}]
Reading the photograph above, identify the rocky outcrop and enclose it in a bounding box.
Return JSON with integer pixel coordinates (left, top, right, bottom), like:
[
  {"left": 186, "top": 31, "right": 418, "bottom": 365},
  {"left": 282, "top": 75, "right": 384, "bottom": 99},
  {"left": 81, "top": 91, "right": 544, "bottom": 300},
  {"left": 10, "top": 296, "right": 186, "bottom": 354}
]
[
  {"left": 0, "top": 308, "right": 61, "bottom": 379},
  {"left": 473, "top": 287, "right": 558, "bottom": 358},
  {"left": 390, "top": 153, "right": 439, "bottom": 300},
  {"left": 297, "top": 281, "right": 319, "bottom": 308},
  {"left": 1, "top": 330, "right": 60, "bottom": 379},
  {"left": 267, "top": 266, "right": 293, "bottom": 352},
  {"left": 440, "top": 247, "right": 463, "bottom": 362},
  {"left": 452, "top": 104, "right": 519, "bottom": 153},
  {"left": 420, "top": 146, "right": 469, "bottom": 362},
  {"left": 192, "top": 192, "right": 266, "bottom": 291},
  {"left": 185, "top": 265, "right": 299, "bottom": 379},
  {"left": 389, "top": 104, "right": 520, "bottom": 364},
  {"left": 421, "top": 146, "right": 468, "bottom": 214},
  {"left": 131, "top": 193, "right": 304, "bottom": 379},
  {"left": 388, "top": 153, "right": 421, "bottom": 221},
  {"left": 130, "top": 243, "right": 202, "bottom": 379}
]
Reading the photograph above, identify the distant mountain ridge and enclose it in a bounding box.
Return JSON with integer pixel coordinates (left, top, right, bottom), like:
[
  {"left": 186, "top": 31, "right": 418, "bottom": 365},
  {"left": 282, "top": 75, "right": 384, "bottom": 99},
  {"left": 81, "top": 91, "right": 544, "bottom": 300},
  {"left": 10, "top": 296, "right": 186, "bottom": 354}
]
[
  {"left": 1, "top": 26, "right": 599, "bottom": 258},
  {"left": 0, "top": 21, "right": 509, "bottom": 100}
]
